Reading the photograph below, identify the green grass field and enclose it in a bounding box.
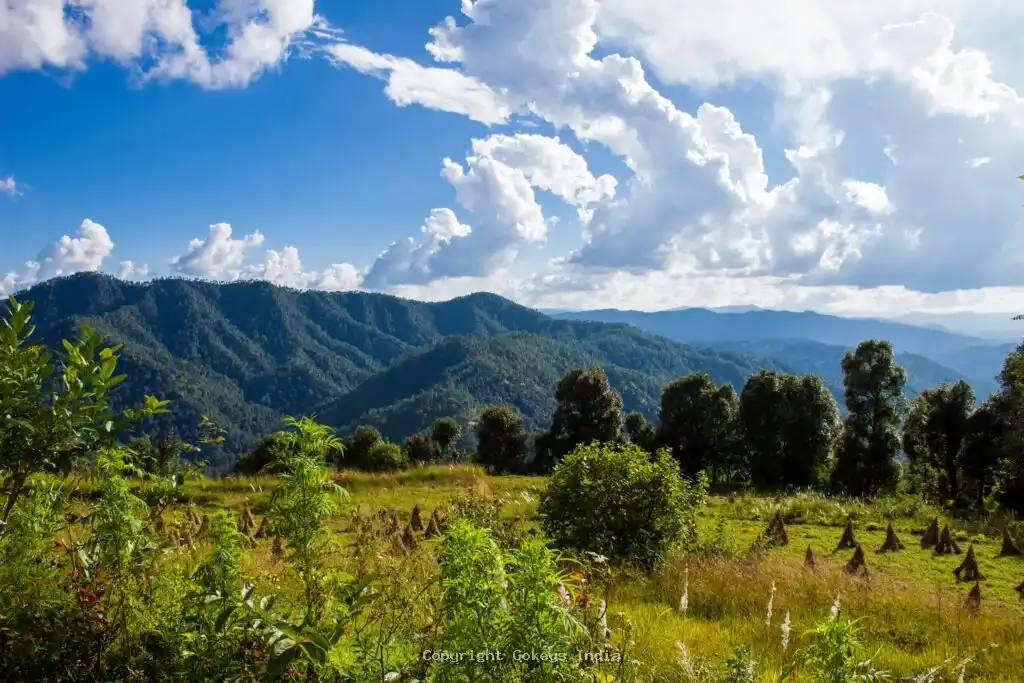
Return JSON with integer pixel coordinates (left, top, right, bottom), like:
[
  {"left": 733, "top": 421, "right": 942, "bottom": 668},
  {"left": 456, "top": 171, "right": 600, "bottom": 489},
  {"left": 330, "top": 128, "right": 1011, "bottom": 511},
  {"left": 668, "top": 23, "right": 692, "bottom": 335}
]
[{"left": 121, "top": 465, "right": 1024, "bottom": 682}]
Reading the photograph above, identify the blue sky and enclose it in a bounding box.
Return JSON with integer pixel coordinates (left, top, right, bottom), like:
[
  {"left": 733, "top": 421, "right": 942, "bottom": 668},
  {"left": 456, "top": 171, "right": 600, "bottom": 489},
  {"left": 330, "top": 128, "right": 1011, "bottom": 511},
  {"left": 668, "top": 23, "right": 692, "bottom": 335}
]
[{"left": 2, "top": 0, "right": 1024, "bottom": 320}]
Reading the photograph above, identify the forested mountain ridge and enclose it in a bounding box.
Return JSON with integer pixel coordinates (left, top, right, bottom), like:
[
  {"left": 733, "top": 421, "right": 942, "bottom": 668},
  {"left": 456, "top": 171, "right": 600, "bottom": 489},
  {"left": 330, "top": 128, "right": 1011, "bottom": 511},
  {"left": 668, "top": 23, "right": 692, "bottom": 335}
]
[{"left": 18, "top": 273, "right": 784, "bottom": 465}]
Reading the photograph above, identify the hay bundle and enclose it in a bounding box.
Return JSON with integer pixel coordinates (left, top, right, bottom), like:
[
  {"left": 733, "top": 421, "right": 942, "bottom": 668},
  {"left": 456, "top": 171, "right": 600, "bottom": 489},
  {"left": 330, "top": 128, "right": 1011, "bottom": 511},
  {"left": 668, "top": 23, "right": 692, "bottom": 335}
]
[
  {"left": 953, "top": 544, "right": 985, "bottom": 582},
  {"left": 804, "top": 546, "right": 818, "bottom": 571},
  {"left": 411, "top": 504, "right": 424, "bottom": 533},
  {"left": 845, "top": 545, "right": 868, "bottom": 576},
  {"left": 271, "top": 535, "right": 285, "bottom": 558},
  {"left": 999, "top": 527, "right": 1021, "bottom": 557},
  {"left": 762, "top": 511, "right": 789, "bottom": 546},
  {"left": 964, "top": 582, "right": 982, "bottom": 617},
  {"left": 402, "top": 524, "right": 417, "bottom": 551},
  {"left": 240, "top": 507, "right": 255, "bottom": 535},
  {"left": 1015, "top": 579, "right": 1024, "bottom": 596},
  {"left": 253, "top": 516, "right": 269, "bottom": 539},
  {"left": 934, "top": 524, "right": 961, "bottom": 555},
  {"left": 879, "top": 522, "right": 905, "bottom": 552},
  {"left": 836, "top": 521, "right": 858, "bottom": 550},
  {"left": 432, "top": 509, "right": 447, "bottom": 533},
  {"left": 920, "top": 518, "right": 939, "bottom": 549},
  {"left": 424, "top": 513, "right": 442, "bottom": 539}
]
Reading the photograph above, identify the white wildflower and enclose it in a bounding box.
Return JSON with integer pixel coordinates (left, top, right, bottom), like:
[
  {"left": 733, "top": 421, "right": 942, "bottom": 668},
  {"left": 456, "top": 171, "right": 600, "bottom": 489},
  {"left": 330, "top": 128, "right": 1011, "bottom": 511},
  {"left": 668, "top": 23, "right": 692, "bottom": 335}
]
[
  {"left": 585, "top": 550, "right": 608, "bottom": 565},
  {"left": 957, "top": 658, "right": 972, "bottom": 683},
  {"left": 830, "top": 593, "right": 841, "bottom": 618},
  {"left": 384, "top": 673, "right": 401, "bottom": 682},
  {"left": 598, "top": 599, "right": 610, "bottom": 640},
  {"left": 679, "top": 568, "right": 689, "bottom": 614},
  {"left": 557, "top": 582, "right": 571, "bottom": 606},
  {"left": 747, "top": 659, "right": 756, "bottom": 679},
  {"left": 780, "top": 610, "right": 791, "bottom": 652},
  {"left": 676, "top": 641, "right": 695, "bottom": 677},
  {"left": 765, "top": 581, "right": 776, "bottom": 626}
]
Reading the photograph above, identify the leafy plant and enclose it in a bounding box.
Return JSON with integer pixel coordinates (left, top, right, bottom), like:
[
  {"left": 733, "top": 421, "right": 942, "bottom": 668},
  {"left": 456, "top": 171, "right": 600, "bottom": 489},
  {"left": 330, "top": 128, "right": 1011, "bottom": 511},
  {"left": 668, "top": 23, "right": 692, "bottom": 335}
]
[{"left": 540, "top": 442, "right": 707, "bottom": 568}]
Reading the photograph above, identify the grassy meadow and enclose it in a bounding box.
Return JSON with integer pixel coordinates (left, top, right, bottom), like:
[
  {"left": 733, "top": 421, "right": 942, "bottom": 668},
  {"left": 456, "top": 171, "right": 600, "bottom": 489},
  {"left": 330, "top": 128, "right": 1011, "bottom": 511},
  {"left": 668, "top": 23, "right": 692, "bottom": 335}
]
[{"left": 57, "top": 464, "right": 1024, "bottom": 682}]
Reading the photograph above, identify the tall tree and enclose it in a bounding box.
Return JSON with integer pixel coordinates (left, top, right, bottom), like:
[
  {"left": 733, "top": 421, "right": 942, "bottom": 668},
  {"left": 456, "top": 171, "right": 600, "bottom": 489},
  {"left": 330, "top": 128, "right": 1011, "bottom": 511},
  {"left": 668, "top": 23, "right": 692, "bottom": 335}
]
[
  {"left": 988, "top": 342, "right": 1024, "bottom": 512},
  {"left": 832, "top": 340, "right": 909, "bottom": 496},
  {"left": 430, "top": 417, "right": 462, "bottom": 459},
  {"left": 624, "top": 411, "right": 657, "bottom": 452},
  {"left": 475, "top": 405, "right": 528, "bottom": 474},
  {"left": 346, "top": 425, "right": 383, "bottom": 470},
  {"left": 403, "top": 434, "right": 439, "bottom": 464},
  {"left": 543, "top": 367, "right": 623, "bottom": 462},
  {"left": 738, "top": 371, "right": 840, "bottom": 490},
  {"left": 658, "top": 373, "right": 738, "bottom": 481},
  {"left": 903, "top": 381, "right": 975, "bottom": 502},
  {"left": 960, "top": 395, "right": 1007, "bottom": 508}
]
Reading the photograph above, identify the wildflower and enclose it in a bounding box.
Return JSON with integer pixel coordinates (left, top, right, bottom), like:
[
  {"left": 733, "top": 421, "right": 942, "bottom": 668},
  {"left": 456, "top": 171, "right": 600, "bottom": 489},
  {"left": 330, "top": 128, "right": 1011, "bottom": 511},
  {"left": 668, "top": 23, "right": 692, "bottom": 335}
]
[
  {"left": 676, "top": 641, "right": 695, "bottom": 677},
  {"left": 557, "top": 582, "right": 571, "bottom": 606},
  {"left": 679, "top": 567, "right": 689, "bottom": 614},
  {"left": 780, "top": 610, "right": 791, "bottom": 652},
  {"left": 585, "top": 550, "right": 608, "bottom": 565},
  {"left": 765, "top": 581, "right": 776, "bottom": 626},
  {"left": 598, "top": 599, "right": 610, "bottom": 640},
  {"left": 957, "top": 658, "right": 972, "bottom": 683},
  {"left": 830, "top": 593, "right": 841, "bottom": 618},
  {"left": 384, "top": 672, "right": 401, "bottom": 682}
]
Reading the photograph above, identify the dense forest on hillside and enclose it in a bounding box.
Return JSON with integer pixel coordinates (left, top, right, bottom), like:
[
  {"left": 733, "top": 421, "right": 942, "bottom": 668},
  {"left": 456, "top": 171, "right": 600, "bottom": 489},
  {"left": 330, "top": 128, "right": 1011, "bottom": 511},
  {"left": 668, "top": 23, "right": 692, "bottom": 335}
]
[{"left": 19, "top": 274, "right": 989, "bottom": 472}]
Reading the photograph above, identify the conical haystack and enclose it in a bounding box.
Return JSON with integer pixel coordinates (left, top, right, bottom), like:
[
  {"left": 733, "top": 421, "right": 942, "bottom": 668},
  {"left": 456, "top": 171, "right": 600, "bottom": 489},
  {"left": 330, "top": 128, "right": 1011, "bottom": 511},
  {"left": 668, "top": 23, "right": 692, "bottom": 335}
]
[
  {"left": 402, "top": 524, "right": 417, "bottom": 551},
  {"left": 964, "top": 582, "right": 981, "bottom": 617},
  {"left": 804, "top": 545, "right": 818, "bottom": 571},
  {"left": 198, "top": 513, "right": 210, "bottom": 536},
  {"left": 254, "top": 516, "right": 269, "bottom": 539},
  {"left": 271, "top": 535, "right": 285, "bottom": 558},
  {"left": 999, "top": 527, "right": 1021, "bottom": 557},
  {"left": 836, "top": 521, "right": 858, "bottom": 550},
  {"left": 424, "top": 513, "right": 441, "bottom": 539},
  {"left": 879, "top": 522, "right": 905, "bottom": 552},
  {"left": 390, "top": 533, "right": 408, "bottom": 556},
  {"left": 954, "top": 544, "right": 985, "bottom": 582},
  {"left": 185, "top": 531, "right": 195, "bottom": 550},
  {"left": 411, "top": 504, "right": 424, "bottom": 533},
  {"left": 920, "top": 518, "right": 939, "bottom": 549},
  {"left": 763, "top": 511, "right": 790, "bottom": 546},
  {"left": 845, "top": 544, "right": 868, "bottom": 576},
  {"left": 240, "top": 506, "right": 255, "bottom": 535},
  {"left": 934, "top": 524, "right": 961, "bottom": 555},
  {"left": 432, "top": 509, "right": 447, "bottom": 533},
  {"left": 1015, "top": 579, "right": 1024, "bottom": 596}
]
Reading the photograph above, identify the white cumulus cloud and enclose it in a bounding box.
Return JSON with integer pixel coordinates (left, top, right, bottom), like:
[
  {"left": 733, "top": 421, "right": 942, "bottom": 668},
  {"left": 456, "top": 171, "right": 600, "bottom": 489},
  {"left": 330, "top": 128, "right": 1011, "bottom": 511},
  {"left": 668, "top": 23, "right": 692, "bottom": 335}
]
[{"left": 171, "top": 223, "right": 265, "bottom": 277}]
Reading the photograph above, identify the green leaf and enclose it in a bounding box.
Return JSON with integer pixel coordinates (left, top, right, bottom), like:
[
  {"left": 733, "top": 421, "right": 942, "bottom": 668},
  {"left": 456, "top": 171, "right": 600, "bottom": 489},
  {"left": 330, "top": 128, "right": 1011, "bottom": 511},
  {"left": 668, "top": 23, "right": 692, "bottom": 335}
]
[
  {"left": 214, "top": 605, "right": 238, "bottom": 632},
  {"left": 266, "top": 644, "right": 302, "bottom": 680}
]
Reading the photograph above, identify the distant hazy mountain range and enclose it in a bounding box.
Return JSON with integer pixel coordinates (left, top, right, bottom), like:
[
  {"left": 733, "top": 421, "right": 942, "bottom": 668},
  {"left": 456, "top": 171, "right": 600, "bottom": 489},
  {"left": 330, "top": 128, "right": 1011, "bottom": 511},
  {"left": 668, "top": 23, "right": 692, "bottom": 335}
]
[
  {"left": 553, "top": 307, "right": 1011, "bottom": 398},
  {"left": 16, "top": 274, "right": 1011, "bottom": 470}
]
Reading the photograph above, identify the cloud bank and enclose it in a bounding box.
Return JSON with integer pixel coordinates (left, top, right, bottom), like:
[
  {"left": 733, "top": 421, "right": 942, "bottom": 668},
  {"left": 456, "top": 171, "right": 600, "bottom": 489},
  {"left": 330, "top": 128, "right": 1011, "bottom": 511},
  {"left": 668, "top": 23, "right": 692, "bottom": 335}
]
[{"left": 4, "top": 0, "right": 1024, "bottom": 318}]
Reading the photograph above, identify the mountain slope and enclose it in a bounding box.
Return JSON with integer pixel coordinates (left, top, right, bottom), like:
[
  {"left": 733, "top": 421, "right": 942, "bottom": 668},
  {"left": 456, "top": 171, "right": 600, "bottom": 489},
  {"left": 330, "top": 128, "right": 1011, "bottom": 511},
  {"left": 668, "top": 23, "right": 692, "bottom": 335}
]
[
  {"left": 317, "top": 333, "right": 780, "bottom": 441},
  {"left": 17, "top": 274, "right": 782, "bottom": 466},
  {"left": 555, "top": 307, "right": 992, "bottom": 356}
]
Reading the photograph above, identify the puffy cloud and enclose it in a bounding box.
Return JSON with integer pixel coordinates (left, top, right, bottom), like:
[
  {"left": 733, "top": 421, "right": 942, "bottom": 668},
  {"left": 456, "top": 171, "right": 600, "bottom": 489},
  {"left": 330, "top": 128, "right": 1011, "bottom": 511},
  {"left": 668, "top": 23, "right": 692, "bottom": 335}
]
[
  {"left": 364, "top": 133, "right": 612, "bottom": 288},
  {"left": 0, "top": 0, "right": 326, "bottom": 88},
  {"left": 117, "top": 261, "right": 150, "bottom": 280},
  {"left": 324, "top": 43, "right": 511, "bottom": 125},
  {"left": 171, "top": 223, "right": 265, "bottom": 277},
  {"left": 1, "top": 176, "right": 20, "bottom": 195},
  {"left": 32, "top": 219, "right": 115, "bottom": 281}
]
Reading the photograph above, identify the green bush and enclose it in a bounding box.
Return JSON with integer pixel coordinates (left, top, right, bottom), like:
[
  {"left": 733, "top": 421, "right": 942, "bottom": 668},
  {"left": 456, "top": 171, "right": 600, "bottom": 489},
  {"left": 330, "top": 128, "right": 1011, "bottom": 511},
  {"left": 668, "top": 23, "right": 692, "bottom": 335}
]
[
  {"left": 538, "top": 442, "right": 707, "bottom": 569},
  {"left": 364, "top": 441, "right": 407, "bottom": 472}
]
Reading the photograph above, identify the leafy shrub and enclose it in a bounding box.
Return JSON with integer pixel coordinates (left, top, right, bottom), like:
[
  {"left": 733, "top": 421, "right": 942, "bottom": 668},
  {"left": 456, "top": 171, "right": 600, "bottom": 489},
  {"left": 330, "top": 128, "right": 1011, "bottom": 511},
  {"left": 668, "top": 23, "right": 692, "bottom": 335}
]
[
  {"left": 429, "top": 519, "right": 592, "bottom": 682},
  {"left": 539, "top": 442, "right": 707, "bottom": 568},
  {"left": 364, "top": 441, "right": 408, "bottom": 472}
]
